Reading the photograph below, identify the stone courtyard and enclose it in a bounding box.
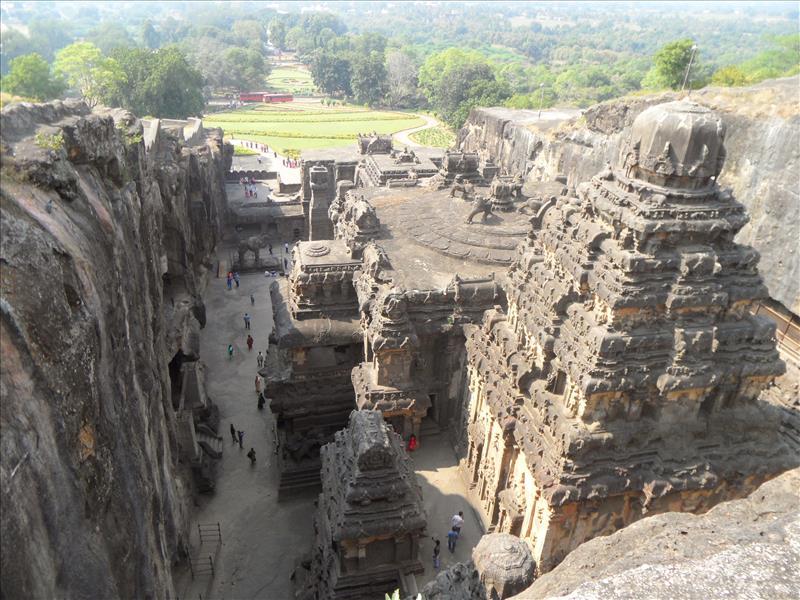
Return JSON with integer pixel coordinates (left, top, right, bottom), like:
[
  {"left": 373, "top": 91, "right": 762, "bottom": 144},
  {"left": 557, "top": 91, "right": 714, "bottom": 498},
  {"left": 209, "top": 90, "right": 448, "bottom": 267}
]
[{"left": 172, "top": 249, "right": 484, "bottom": 599}]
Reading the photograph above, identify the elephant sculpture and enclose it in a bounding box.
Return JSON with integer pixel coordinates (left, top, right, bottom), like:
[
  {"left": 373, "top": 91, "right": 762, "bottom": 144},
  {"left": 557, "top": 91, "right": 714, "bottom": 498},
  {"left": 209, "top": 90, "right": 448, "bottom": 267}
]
[
  {"left": 238, "top": 234, "right": 270, "bottom": 265},
  {"left": 465, "top": 195, "right": 494, "bottom": 224}
]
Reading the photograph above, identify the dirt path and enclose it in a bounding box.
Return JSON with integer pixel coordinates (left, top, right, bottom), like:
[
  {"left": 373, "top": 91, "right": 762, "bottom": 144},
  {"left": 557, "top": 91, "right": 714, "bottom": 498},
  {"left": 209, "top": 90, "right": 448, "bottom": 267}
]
[{"left": 393, "top": 113, "right": 441, "bottom": 148}]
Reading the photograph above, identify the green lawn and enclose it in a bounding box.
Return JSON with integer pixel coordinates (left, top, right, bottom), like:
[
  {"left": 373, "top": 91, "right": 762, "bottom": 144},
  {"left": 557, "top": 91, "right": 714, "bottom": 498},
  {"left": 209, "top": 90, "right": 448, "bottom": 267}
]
[
  {"left": 205, "top": 100, "right": 426, "bottom": 153},
  {"left": 266, "top": 66, "right": 317, "bottom": 95},
  {"left": 409, "top": 125, "right": 456, "bottom": 148}
]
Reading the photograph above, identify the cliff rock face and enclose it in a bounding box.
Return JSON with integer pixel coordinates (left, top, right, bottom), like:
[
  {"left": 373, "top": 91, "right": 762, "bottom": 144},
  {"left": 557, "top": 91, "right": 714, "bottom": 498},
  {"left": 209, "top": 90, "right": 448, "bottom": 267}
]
[
  {"left": 514, "top": 468, "right": 800, "bottom": 600},
  {"left": 460, "top": 77, "right": 800, "bottom": 313},
  {"left": 0, "top": 100, "right": 231, "bottom": 599}
]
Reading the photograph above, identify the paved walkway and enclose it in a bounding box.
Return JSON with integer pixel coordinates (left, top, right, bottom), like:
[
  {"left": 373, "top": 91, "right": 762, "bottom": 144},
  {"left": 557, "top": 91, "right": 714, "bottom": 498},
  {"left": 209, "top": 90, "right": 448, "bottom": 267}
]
[
  {"left": 228, "top": 138, "right": 300, "bottom": 183},
  {"left": 411, "top": 434, "right": 484, "bottom": 589},
  {"left": 174, "top": 255, "right": 309, "bottom": 600},
  {"left": 393, "top": 113, "right": 440, "bottom": 148}
]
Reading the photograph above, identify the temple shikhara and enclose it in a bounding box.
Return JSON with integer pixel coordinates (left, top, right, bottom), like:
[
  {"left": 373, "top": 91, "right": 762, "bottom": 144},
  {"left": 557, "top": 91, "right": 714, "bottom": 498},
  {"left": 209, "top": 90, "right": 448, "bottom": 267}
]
[{"left": 460, "top": 101, "right": 791, "bottom": 569}]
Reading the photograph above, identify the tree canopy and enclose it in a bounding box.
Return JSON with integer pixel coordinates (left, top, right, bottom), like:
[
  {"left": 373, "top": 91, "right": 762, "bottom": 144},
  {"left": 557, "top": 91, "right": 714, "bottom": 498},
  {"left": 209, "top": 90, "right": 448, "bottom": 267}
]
[
  {"left": 419, "top": 49, "right": 510, "bottom": 128},
  {"left": 106, "top": 46, "right": 204, "bottom": 118},
  {"left": 1, "top": 53, "right": 66, "bottom": 101},
  {"left": 642, "top": 39, "right": 697, "bottom": 90},
  {"left": 53, "top": 42, "right": 124, "bottom": 108}
]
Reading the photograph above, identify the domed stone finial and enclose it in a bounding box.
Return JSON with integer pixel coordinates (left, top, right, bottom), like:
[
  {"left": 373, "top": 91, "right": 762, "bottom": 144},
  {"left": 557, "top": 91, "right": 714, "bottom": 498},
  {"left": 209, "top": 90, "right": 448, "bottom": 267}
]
[
  {"left": 472, "top": 533, "right": 535, "bottom": 599},
  {"left": 620, "top": 100, "right": 726, "bottom": 189}
]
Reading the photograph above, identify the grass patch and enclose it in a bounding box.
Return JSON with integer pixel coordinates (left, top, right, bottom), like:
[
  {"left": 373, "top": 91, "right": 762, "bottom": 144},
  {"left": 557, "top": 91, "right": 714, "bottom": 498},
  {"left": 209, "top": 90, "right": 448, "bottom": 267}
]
[
  {"left": 34, "top": 131, "right": 64, "bottom": 151},
  {"left": 233, "top": 146, "right": 259, "bottom": 156},
  {"left": 266, "top": 66, "right": 316, "bottom": 95},
  {"left": 205, "top": 100, "right": 425, "bottom": 152},
  {"left": 409, "top": 126, "right": 456, "bottom": 148},
  {"left": 0, "top": 91, "right": 32, "bottom": 108}
]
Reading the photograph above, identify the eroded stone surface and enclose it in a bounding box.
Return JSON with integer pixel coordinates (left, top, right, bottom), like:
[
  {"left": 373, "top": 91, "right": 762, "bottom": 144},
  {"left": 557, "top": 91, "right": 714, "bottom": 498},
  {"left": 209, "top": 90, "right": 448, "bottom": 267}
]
[
  {"left": 0, "top": 100, "right": 231, "bottom": 598},
  {"left": 515, "top": 468, "right": 800, "bottom": 600}
]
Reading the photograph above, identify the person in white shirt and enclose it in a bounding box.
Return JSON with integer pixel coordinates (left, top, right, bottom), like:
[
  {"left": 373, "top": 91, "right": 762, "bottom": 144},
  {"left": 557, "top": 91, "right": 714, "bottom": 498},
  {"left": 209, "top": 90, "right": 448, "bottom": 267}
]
[{"left": 451, "top": 511, "right": 464, "bottom": 534}]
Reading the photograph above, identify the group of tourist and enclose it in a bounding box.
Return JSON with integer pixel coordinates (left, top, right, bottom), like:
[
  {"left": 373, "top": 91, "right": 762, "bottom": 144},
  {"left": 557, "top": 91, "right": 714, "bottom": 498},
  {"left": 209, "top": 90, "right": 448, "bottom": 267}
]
[
  {"left": 226, "top": 270, "right": 240, "bottom": 290},
  {"left": 226, "top": 295, "right": 271, "bottom": 467},
  {"left": 281, "top": 158, "right": 299, "bottom": 168},
  {"left": 240, "top": 176, "right": 259, "bottom": 198},
  {"left": 431, "top": 511, "right": 466, "bottom": 570}
]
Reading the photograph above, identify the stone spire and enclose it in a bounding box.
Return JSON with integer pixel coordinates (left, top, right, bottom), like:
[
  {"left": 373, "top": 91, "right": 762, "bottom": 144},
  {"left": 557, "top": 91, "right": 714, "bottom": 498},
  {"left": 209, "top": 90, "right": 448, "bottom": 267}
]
[
  {"left": 461, "top": 100, "right": 791, "bottom": 572},
  {"left": 302, "top": 410, "right": 427, "bottom": 599}
]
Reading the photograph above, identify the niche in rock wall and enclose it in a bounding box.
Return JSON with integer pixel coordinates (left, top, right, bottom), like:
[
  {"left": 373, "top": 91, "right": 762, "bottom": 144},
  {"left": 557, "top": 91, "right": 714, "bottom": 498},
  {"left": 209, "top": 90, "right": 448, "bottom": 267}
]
[
  {"left": 168, "top": 350, "right": 187, "bottom": 411},
  {"left": 162, "top": 225, "right": 187, "bottom": 276}
]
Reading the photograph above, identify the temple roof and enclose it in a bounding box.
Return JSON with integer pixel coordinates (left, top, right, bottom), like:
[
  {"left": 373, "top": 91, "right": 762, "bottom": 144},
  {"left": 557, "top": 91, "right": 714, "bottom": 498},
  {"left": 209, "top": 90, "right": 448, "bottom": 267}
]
[{"left": 318, "top": 410, "right": 427, "bottom": 541}]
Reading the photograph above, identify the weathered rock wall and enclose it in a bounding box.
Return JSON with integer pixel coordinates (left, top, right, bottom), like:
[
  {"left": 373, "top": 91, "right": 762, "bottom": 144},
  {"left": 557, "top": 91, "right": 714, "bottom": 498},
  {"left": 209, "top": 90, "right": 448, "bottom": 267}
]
[
  {"left": 459, "top": 76, "right": 800, "bottom": 313},
  {"left": 513, "top": 467, "right": 800, "bottom": 600},
  {"left": 0, "top": 100, "right": 231, "bottom": 599}
]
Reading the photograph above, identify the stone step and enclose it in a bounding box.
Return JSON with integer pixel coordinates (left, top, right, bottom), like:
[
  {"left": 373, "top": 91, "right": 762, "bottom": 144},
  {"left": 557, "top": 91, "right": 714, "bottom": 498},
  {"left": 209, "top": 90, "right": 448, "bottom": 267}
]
[{"left": 196, "top": 432, "right": 223, "bottom": 458}]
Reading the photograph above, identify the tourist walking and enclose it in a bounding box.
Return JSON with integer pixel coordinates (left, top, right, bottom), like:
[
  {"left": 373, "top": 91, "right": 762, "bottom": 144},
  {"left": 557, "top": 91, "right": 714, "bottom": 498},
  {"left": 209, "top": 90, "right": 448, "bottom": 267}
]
[
  {"left": 237, "top": 430, "right": 244, "bottom": 448},
  {"left": 243, "top": 313, "right": 251, "bottom": 330},
  {"left": 268, "top": 243, "right": 273, "bottom": 255},
  {"left": 255, "top": 374, "right": 262, "bottom": 394},
  {"left": 234, "top": 272, "right": 240, "bottom": 288},
  {"left": 451, "top": 511, "right": 464, "bottom": 535},
  {"left": 247, "top": 334, "right": 254, "bottom": 351},
  {"left": 226, "top": 273, "right": 232, "bottom": 290},
  {"left": 257, "top": 351, "right": 264, "bottom": 367},
  {"left": 230, "top": 423, "right": 237, "bottom": 443},
  {"left": 227, "top": 344, "right": 234, "bottom": 360},
  {"left": 433, "top": 539, "right": 441, "bottom": 570},
  {"left": 283, "top": 257, "right": 288, "bottom": 271},
  {"left": 407, "top": 434, "right": 418, "bottom": 452},
  {"left": 250, "top": 293, "right": 255, "bottom": 305},
  {"left": 247, "top": 448, "right": 256, "bottom": 465},
  {"left": 447, "top": 527, "right": 459, "bottom": 553},
  {"left": 284, "top": 242, "right": 289, "bottom": 254}
]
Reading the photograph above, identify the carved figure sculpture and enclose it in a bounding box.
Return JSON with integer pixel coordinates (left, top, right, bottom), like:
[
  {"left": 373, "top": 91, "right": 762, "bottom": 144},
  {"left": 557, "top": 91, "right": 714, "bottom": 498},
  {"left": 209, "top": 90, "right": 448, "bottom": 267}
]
[{"left": 466, "top": 196, "right": 494, "bottom": 224}]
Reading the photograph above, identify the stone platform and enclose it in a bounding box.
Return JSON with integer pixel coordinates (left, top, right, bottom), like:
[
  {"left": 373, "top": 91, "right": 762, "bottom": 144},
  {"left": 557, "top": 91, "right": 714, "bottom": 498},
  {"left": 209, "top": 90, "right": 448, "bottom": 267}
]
[{"left": 362, "top": 187, "right": 530, "bottom": 289}]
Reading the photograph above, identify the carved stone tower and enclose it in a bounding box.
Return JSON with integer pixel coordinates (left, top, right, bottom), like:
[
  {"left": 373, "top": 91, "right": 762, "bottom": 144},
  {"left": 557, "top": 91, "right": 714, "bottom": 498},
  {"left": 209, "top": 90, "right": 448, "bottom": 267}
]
[
  {"left": 461, "top": 101, "right": 791, "bottom": 572},
  {"left": 302, "top": 410, "right": 427, "bottom": 599}
]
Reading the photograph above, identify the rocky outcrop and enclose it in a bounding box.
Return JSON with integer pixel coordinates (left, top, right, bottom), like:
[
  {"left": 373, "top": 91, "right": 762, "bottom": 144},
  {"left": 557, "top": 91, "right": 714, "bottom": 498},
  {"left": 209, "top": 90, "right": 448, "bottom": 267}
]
[
  {"left": 459, "top": 76, "right": 800, "bottom": 313},
  {"left": 416, "top": 533, "right": 535, "bottom": 600},
  {"left": 0, "top": 100, "right": 231, "bottom": 599},
  {"left": 515, "top": 467, "right": 800, "bottom": 600}
]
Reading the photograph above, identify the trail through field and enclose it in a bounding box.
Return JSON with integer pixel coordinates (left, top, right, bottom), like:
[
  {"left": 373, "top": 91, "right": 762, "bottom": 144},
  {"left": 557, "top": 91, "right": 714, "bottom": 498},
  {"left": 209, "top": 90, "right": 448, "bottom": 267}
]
[{"left": 393, "top": 113, "right": 441, "bottom": 148}]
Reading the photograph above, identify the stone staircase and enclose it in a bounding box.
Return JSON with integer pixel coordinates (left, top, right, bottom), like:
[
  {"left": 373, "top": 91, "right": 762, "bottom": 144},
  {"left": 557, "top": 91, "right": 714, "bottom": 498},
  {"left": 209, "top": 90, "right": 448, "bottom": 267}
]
[{"left": 196, "top": 430, "right": 223, "bottom": 459}]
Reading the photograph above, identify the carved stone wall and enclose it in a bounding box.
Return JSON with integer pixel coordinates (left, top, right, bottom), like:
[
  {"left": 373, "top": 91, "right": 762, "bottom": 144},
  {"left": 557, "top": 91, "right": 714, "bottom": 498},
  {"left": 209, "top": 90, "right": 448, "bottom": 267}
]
[{"left": 460, "top": 101, "right": 796, "bottom": 573}]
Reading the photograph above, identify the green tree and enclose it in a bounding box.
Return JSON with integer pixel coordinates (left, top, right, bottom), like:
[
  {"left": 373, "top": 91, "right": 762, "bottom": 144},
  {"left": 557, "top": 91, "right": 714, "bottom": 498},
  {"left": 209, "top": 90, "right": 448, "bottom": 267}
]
[
  {"left": 223, "top": 47, "right": 268, "bottom": 90},
  {"left": 711, "top": 65, "right": 749, "bottom": 86},
  {"left": 141, "top": 19, "right": 161, "bottom": 50},
  {"left": 87, "top": 22, "right": 136, "bottom": 55},
  {"left": 385, "top": 49, "right": 421, "bottom": 108},
  {"left": 107, "top": 46, "right": 204, "bottom": 118},
  {"left": 738, "top": 33, "right": 800, "bottom": 81},
  {"left": 232, "top": 20, "right": 265, "bottom": 54},
  {"left": 310, "top": 50, "right": 352, "bottom": 97},
  {"left": 419, "top": 48, "right": 509, "bottom": 128},
  {"left": 53, "top": 42, "right": 124, "bottom": 108},
  {"left": 269, "top": 17, "right": 288, "bottom": 51},
  {"left": 351, "top": 51, "right": 387, "bottom": 106},
  {"left": 641, "top": 39, "right": 697, "bottom": 90},
  {"left": 1, "top": 53, "right": 66, "bottom": 100}
]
